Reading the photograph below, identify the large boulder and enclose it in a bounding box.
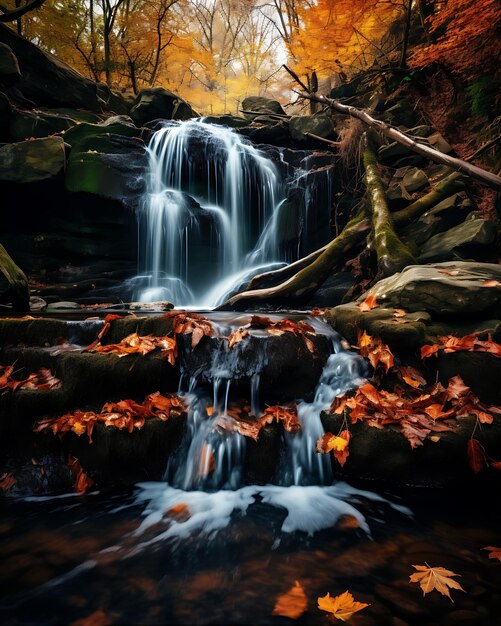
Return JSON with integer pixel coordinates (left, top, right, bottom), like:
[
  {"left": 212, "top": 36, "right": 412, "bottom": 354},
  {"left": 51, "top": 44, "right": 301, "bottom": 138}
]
[
  {"left": 0, "top": 42, "right": 21, "bottom": 85},
  {"left": 129, "top": 88, "right": 197, "bottom": 126},
  {"left": 362, "top": 262, "right": 501, "bottom": 317},
  {"left": 0, "top": 136, "right": 65, "bottom": 183},
  {"left": 63, "top": 121, "right": 146, "bottom": 204},
  {"left": 9, "top": 109, "right": 76, "bottom": 141},
  {"left": 289, "top": 113, "right": 336, "bottom": 143},
  {"left": 418, "top": 217, "right": 496, "bottom": 263},
  {"left": 241, "top": 96, "right": 285, "bottom": 120},
  {"left": 0, "top": 24, "right": 127, "bottom": 113}
]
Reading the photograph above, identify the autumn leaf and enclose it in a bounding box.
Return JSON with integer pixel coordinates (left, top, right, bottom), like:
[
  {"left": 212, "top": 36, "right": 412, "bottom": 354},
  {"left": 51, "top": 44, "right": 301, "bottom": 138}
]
[
  {"left": 483, "top": 546, "right": 501, "bottom": 562},
  {"left": 68, "top": 455, "right": 94, "bottom": 493},
  {"left": 166, "top": 502, "right": 191, "bottom": 521},
  {"left": 261, "top": 404, "right": 301, "bottom": 434},
  {"left": 396, "top": 365, "right": 426, "bottom": 389},
  {"left": 467, "top": 438, "right": 488, "bottom": 474},
  {"left": 420, "top": 343, "right": 440, "bottom": 359},
  {"left": 165, "top": 311, "right": 213, "bottom": 348},
  {"left": 316, "top": 430, "right": 351, "bottom": 467},
  {"left": 20, "top": 368, "right": 62, "bottom": 391},
  {"left": 357, "top": 330, "right": 394, "bottom": 372},
  {"left": 421, "top": 333, "right": 501, "bottom": 359},
  {"left": 249, "top": 316, "right": 316, "bottom": 353},
  {"left": 409, "top": 565, "right": 465, "bottom": 602},
  {"left": 358, "top": 294, "right": 378, "bottom": 312},
  {"left": 393, "top": 308, "right": 407, "bottom": 318},
  {"left": 318, "top": 590, "right": 369, "bottom": 621},
  {"left": 273, "top": 581, "right": 308, "bottom": 619},
  {"left": 227, "top": 327, "right": 249, "bottom": 349},
  {"left": 483, "top": 280, "right": 500, "bottom": 287},
  {"left": 91, "top": 333, "right": 178, "bottom": 364},
  {"left": 197, "top": 442, "right": 215, "bottom": 479},
  {"left": 0, "top": 472, "right": 16, "bottom": 491},
  {"left": 85, "top": 313, "right": 125, "bottom": 350}
]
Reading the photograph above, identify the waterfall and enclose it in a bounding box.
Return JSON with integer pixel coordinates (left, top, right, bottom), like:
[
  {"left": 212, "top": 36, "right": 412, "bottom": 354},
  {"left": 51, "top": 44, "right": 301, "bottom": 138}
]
[{"left": 136, "top": 120, "right": 286, "bottom": 307}]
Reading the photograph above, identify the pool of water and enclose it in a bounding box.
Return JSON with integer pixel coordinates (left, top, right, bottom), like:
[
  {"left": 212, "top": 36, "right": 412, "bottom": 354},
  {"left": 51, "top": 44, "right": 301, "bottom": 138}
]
[{"left": 1, "top": 482, "right": 500, "bottom": 626}]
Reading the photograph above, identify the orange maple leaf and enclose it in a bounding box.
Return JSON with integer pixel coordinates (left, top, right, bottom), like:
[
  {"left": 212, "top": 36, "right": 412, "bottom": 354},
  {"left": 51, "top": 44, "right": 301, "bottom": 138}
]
[
  {"left": 318, "top": 590, "right": 369, "bottom": 621},
  {"left": 273, "top": 581, "right": 307, "bottom": 619},
  {"left": 409, "top": 564, "right": 465, "bottom": 602}
]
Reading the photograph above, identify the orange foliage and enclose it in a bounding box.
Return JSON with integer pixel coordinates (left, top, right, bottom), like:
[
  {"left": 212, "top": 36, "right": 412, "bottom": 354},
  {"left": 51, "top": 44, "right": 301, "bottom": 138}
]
[{"left": 410, "top": 0, "right": 501, "bottom": 76}]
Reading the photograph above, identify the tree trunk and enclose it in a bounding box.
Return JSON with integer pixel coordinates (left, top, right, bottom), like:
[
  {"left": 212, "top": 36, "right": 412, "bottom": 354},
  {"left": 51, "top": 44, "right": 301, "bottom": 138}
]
[
  {"left": 363, "top": 139, "right": 416, "bottom": 277},
  {"left": 221, "top": 211, "right": 369, "bottom": 310},
  {"left": 399, "top": 0, "right": 413, "bottom": 69},
  {"left": 298, "top": 92, "right": 501, "bottom": 190}
]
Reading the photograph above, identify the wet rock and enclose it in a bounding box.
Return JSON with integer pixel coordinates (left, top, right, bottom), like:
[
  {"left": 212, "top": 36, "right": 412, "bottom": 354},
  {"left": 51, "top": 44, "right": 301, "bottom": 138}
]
[
  {"left": 361, "top": 262, "right": 501, "bottom": 317},
  {"left": 63, "top": 122, "right": 146, "bottom": 204},
  {"left": 129, "top": 301, "right": 174, "bottom": 312},
  {"left": 0, "top": 136, "right": 65, "bottom": 183},
  {"left": 203, "top": 114, "right": 248, "bottom": 128},
  {"left": 0, "top": 42, "right": 21, "bottom": 84},
  {"left": 418, "top": 218, "right": 496, "bottom": 263},
  {"left": 237, "top": 121, "right": 290, "bottom": 146},
  {"left": 29, "top": 296, "right": 47, "bottom": 312},
  {"left": 241, "top": 96, "right": 285, "bottom": 120},
  {"left": 289, "top": 113, "right": 336, "bottom": 144},
  {"left": 45, "top": 301, "right": 81, "bottom": 312},
  {"left": 129, "top": 87, "right": 197, "bottom": 126},
  {"left": 443, "top": 610, "right": 486, "bottom": 626},
  {"left": 374, "top": 583, "right": 432, "bottom": 620},
  {"left": 9, "top": 108, "right": 75, "bottom": 141}
]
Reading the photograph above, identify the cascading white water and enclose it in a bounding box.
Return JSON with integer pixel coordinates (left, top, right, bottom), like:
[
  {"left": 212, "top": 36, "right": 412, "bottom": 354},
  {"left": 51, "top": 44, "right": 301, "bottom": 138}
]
[{"left": 136, "top": 120, "right": 287, "bottom": 307}]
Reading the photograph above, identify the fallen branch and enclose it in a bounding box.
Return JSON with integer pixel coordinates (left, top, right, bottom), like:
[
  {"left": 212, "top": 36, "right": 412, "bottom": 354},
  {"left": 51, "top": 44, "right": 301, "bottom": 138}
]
[
  {"left": 304, "top": 132, "right": 341, "bottom": 148},
  {"left": 295, "top": 91, "right": 501, "bottom": 190},
  {"left": 222, "top": 211, "right": 369, "bottom": 309}
]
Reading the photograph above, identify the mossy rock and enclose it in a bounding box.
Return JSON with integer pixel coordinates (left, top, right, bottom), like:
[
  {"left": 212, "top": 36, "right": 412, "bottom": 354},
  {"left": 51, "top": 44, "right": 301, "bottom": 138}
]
[
  {"left": 0, "top": 136, "right": 65, "bottom": 183},
  {"left": 0, "top": 318, "right": 87, "bottom": 348},
  {"left": 322, "top": 412, "right": 501, "bottom": 487},
  {"left": 62, "top": 121, "right": 139, "bottom": 153}
]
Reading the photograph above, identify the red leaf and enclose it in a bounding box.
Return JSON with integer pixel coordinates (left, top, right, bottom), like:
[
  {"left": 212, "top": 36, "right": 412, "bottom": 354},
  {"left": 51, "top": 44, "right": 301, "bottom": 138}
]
[{"left": 467, "top": 439, "right": 488, "bottom": 474}]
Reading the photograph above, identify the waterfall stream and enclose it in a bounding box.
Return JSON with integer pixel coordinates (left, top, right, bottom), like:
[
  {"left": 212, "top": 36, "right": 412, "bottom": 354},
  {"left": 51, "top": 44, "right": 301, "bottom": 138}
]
[{"left": 135, "top": 120, "right": 287, "bottom": 307}]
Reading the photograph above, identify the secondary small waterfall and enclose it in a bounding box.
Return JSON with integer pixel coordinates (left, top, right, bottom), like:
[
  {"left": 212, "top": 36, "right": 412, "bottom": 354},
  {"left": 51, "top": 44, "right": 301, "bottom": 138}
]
[{"left": 136, "top": 120, "right": 287, "bottom": 307}]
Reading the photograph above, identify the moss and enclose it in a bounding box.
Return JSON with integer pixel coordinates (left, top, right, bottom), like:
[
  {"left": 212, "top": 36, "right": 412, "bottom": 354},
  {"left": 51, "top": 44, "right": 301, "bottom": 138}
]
[
  {"left": 363, "top": 144, "right": 416, "bottom": 277},
  {"left": 0, "top": 318, "right": 71, "bottom": 347},
  {"left": 62, "top": 122, "right": 138, "bottom": 153},
  {"left": 104, "top": 316, "right": 175, "bottom": 344}
]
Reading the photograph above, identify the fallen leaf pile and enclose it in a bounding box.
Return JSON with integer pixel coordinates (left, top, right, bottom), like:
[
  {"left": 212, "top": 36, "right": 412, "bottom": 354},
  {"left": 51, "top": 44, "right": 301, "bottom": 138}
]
[
  {"left": 214, "top": 402, "right": 300, "bottom": 441},
  {"left": 165, "top": 311, "right": 213, "bottom": 348},
  {"left": 328, "top": 374, "right": 500, "bottom": 449},
  {"left": 34, "top": 392, "right": 187, "bottom": 443},
  {"left": 358, "top": 330, "right": 394, "bottom": 373},
  {"left": 90, "top": 332, "right": 178, "bottom": 365},
  {"left": 227, "top": 315, "right": 316, "bottom": 353},
  {"left": 0, "top": 365, "right": 61, "bottom": 394},
  {"left": 421, "top": 333, "right": 501, "bottom": 359}
]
